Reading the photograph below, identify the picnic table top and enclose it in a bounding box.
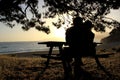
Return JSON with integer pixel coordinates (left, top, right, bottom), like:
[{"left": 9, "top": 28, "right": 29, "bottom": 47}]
[{"left": 38, "top": 41, "right": 102, "bottom": 47}]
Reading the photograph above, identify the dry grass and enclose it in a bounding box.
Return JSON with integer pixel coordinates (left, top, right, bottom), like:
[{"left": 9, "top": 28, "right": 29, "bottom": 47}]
[
  {"left": 0, "top": 55, "right": 64, "bottom": 80},
  {"left": 0, "top": 50, "right": 120, "bottom": 80}
]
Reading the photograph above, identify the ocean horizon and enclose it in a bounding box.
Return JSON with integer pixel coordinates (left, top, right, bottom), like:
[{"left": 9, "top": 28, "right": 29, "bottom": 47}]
[
  {"left": 0, "top": 41, "right": 52, "bottom": 54},
  {"left": 1, "top": 41, "right": 120, "bottom": 54}
]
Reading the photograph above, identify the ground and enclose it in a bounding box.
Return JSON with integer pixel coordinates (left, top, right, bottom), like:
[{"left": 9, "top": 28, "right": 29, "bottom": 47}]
[{"left": 0, "top": 48, "right": 120, "bottom": 80}]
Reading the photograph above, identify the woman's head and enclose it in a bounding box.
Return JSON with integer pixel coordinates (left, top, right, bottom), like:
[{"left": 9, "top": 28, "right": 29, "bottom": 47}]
[
  {"left": 84, "top": 20, "right": 94, "bottom": 29},
  {"left": 73, "top": 17, "right": 83, "bottom": 26}
]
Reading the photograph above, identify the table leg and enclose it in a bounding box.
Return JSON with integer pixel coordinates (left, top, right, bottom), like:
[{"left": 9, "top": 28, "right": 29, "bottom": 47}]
[
  {"left": 35, "top": 46, "right": 53, "bottom": 80},
  {"left": 45, "top": 46, "right": 53, "bottom": 68},
  {"left": 94, "top": 48, "right": 112, "bottom": 78},
  {"left": 58, "top": 46, "right": 62, "bottom": 55},
  {"left": 59, "top": 46, "right": 72, "bottom": 79}
]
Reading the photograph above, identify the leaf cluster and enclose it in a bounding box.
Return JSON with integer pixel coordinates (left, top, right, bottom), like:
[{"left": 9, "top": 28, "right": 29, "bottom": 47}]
[
  {"left": 43, "top": 0, "right": 120, "bottom": 32},
  {"left": 0, "top": 0, "right": 50, "bottom": 33},
  {"left": 0, "top": 0, "right": 120, "bottom": 34}
]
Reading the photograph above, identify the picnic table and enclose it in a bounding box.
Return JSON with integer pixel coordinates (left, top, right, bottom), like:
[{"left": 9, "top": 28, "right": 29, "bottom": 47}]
[
  {"left": 36, "top": 41, "right": 111, "bottom": 79},
  {"left": 38, "top": 41, "right": 66, "bottom": 67}
]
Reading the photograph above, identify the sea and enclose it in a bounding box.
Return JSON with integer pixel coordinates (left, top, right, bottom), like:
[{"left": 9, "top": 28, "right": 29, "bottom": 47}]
[
  {"left": 1, "top": 41, "right": 119, "bottom": 54},
  {"left": 0, "top": 41, "right": 52, "bottom": 54}
]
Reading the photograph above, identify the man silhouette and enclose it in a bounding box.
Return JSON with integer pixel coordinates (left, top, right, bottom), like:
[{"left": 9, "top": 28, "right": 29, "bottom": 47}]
[{"left": 62, "top": 17, "right": 95, "bottom": 80}]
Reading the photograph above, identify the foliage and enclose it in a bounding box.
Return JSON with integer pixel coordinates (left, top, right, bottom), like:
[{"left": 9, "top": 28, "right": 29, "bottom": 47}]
[
  {"left": 0, "top": 0, "right": 120, "bottom": 33},
  {"left": 43, "top": 0, "right": 120, "bottom": 32},
  {"left": 0, "top": 0, "right": 50, "bottom": 33}
]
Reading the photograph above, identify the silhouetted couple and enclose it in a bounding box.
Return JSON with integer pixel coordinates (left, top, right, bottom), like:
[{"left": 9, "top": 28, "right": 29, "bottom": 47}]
[{"left": 62, "top": 17, "right": 95, "bottom": 80}]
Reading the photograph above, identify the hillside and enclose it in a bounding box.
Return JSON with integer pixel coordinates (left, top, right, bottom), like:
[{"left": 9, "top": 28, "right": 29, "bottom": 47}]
[{"left": 101, "top": 28, "right": 120, "bottom": 43}]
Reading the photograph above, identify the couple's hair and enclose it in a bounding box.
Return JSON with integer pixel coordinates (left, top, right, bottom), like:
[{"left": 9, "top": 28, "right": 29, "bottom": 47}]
[
  {"left": 84, "top": 20, "right": 94, "bottom": 29},
  {"left": 73, "top": 17, "right": 93, "bottom": 29}
]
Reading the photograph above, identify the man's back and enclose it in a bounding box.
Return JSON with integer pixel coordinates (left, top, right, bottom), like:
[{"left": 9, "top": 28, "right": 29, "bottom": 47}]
[{"left": 66, "top": 26, "right": 87, "bottom": 48}]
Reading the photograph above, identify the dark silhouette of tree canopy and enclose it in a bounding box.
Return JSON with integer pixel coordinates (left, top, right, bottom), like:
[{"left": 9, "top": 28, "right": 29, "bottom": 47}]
[
  {"left": 0, "top": 0, "right": 120, "bottom": 34},
  {"left": 43, "top": 0, "right": 120, "bottom": 32},
  {"left": 0, "top": 0, "right": 50, "bottom": 33}
]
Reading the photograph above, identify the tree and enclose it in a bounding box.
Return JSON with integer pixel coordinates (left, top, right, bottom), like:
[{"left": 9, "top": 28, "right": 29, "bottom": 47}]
[
  {"left": 0, "top": 0, "right": 50, "bottom": 33},
  {"left": 0, "top": 0, "right": 120, "bottom": 34},
  {"left": 43, "top": 0, "right": 120, "bottom": 32}
]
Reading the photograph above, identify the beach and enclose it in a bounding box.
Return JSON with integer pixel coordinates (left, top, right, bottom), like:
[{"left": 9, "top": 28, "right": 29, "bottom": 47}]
[{"left": 0, "top": 49, "right": 120, "bottom": 80}]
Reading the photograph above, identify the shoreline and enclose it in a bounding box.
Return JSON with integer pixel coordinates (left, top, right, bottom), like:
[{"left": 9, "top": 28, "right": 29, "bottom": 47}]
[{"left": 0, "top": 50, "right": 59, "bottom": 57}]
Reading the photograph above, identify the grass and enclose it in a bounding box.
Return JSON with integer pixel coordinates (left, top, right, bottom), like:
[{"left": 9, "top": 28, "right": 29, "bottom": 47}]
[
  {"left": 0, "top": 49, "right": 120, "bottom": 80},
  {"left": 0, "top": 55, "right": 64, "bottom": 80}
]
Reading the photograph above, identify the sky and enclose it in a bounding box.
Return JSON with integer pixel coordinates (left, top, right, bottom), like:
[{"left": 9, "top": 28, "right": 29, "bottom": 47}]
[{"left": 0, "top": 2, "right": 120, "bottom": 42}]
